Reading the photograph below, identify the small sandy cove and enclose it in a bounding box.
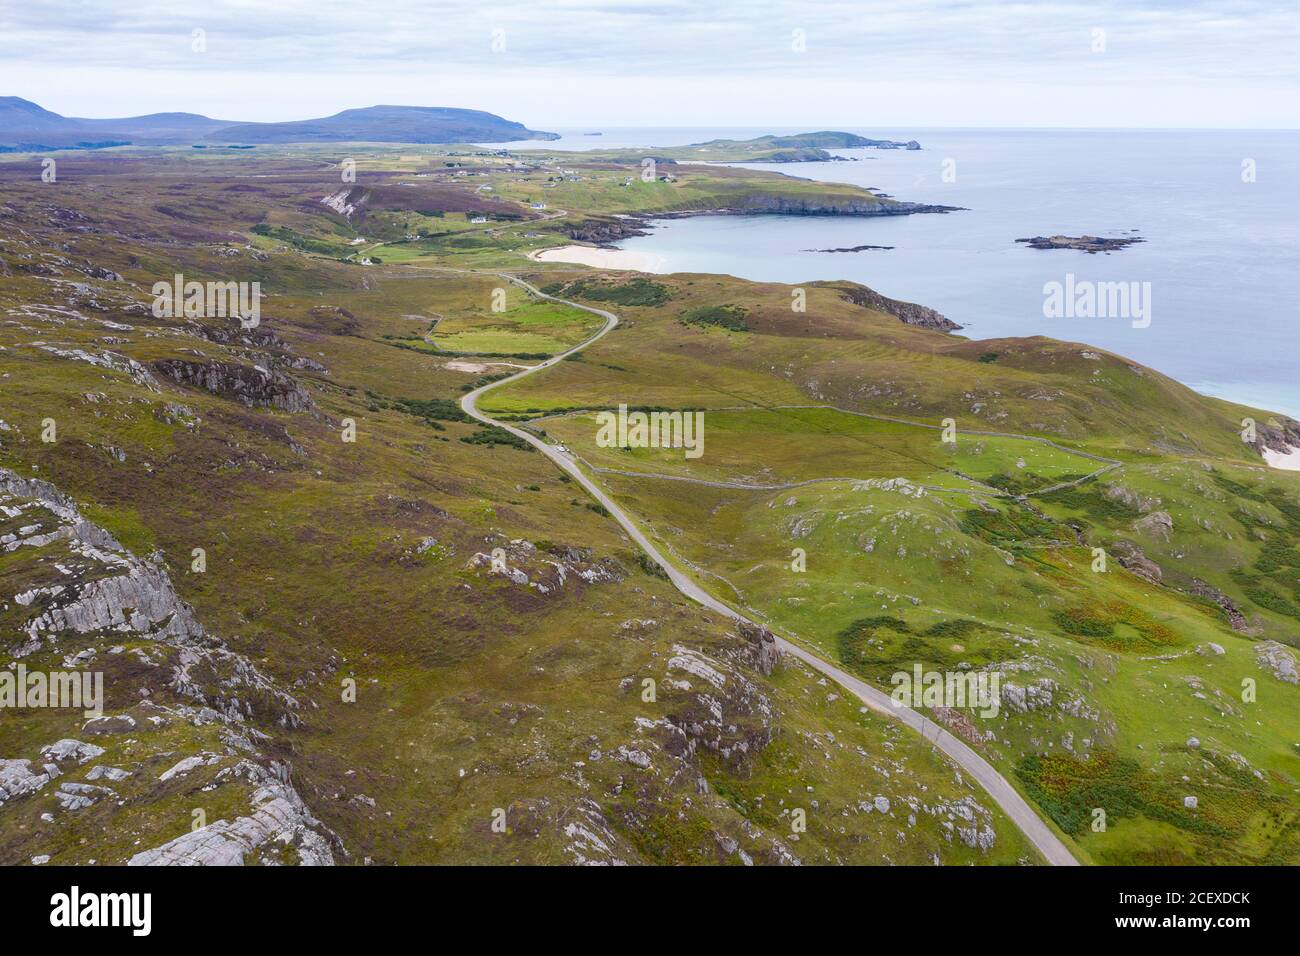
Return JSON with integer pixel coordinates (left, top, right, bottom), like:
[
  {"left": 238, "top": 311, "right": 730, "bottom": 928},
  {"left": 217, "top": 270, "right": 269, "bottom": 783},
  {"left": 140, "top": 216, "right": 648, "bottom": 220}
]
[
  {"left": 530, "top": 244, "right": 667, "bottom": 272},
  {"left": 1263, "top": 447, "right": 1300, "bottom": 471}
]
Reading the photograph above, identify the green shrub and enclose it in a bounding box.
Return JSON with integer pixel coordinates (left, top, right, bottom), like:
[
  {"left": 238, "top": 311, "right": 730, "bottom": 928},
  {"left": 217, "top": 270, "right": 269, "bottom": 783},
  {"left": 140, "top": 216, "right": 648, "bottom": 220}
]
[
  {"left": 397, "top": 398, "right": 468, "bottom": 422},
  {"left": 460, "top": 426, "right": 532, "bottom": 451},
  {"left": 681, "top": 304, "right": 748, "bottom": 332},
  {"left": 554, "top": 277, "right": 671, "bottom": 307}
]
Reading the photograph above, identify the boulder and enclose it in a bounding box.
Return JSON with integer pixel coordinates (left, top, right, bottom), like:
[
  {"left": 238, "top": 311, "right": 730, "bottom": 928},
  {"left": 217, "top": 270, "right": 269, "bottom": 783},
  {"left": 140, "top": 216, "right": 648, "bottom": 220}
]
[
  {"left": 1255, "top": 641, "right": 1299, "bottom": 684},
  {"left": 737, "top": 621, "right": 782, "bottom": 676},
  {"left": 1132, "top": 511, "right": 1173, "bottom": 541}
]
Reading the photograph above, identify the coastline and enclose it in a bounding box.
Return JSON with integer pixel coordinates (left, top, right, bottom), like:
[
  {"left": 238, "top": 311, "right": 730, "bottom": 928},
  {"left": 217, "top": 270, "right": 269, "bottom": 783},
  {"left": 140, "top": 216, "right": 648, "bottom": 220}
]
[
  {"left": 530, "top": 237, "right": 1300, "bottom": 473},
  {"left": 590, "top": 130, "right": 1299, "bottom": 436}
]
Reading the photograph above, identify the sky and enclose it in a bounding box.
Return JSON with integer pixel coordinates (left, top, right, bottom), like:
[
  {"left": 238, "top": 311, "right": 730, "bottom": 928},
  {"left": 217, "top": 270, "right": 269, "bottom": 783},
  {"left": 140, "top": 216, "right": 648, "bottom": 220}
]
[{"left": 1, "top": 0, "right": 1297, "bottom": 128}]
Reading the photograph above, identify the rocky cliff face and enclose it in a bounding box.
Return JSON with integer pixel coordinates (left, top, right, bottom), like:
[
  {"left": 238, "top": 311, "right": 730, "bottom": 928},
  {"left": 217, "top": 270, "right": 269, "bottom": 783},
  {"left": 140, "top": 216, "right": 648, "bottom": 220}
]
[
  {"left": 152, "top": 358, "right": 316, "bottom": 414},
  {"left": 723, "top": 195, "right": 960, "bottom": 217},
  {"left": 562, "top": 196, "right": 961, "bottom": 248},
  {"left": 736, "top": 621, "right": 782, "bottom": 676},
  {"left": 565, "top": 218, "right": 653, "bottom": 246},
  {"left": 0, "top": 467, "right": 339, "bottom": 865},
  {"left": 831, "top": 281, "right": 961, "bottom": 332},
  {"left": 1251, "top": 416, "right": 1300, "bottom": 456}
]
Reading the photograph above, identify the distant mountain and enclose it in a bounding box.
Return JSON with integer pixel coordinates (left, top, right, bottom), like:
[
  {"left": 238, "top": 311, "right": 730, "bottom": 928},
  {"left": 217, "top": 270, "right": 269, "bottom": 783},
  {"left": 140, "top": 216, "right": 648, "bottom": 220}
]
[
  {"left": 0, "top": 97, "right": 558, "bottom": 150},
  {"left": 0, "top": 96, "right": 76, "bottom": 131},
  {"left": 0, "top": 96, "right": 236, "bottom": 149},
  {"left": 206, "top": 105, "right": 558, "bottom": 144}
]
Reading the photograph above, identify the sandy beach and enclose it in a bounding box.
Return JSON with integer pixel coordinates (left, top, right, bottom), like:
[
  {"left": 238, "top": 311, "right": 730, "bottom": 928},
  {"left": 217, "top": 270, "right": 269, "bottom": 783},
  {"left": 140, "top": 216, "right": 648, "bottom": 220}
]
[
  {"left": 530, "top": 244, "right": 667, "bottom": 272},
  {"left": 1263, "top": 446, "right": 1300, "bottom": 471}
]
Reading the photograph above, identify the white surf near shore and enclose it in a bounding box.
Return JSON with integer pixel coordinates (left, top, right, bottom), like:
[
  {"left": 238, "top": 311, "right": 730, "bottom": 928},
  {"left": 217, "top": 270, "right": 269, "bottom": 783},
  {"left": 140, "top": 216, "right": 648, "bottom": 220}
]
[{"left": 531, "top": 244, "right": 667, "bottom": 272}]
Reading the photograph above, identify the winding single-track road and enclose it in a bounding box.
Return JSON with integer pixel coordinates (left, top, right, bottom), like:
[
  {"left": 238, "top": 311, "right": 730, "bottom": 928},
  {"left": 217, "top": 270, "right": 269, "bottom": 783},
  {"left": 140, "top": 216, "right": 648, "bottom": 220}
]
[{"left": 460, "top": 273, "right": 1080, "bottom": 866}]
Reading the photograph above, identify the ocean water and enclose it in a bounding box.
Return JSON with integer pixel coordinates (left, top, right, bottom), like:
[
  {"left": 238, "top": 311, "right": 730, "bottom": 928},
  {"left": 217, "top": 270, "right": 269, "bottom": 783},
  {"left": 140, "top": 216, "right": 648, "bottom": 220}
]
[{"left": 520, "top": 128, "right": 1300, "bottom": 418}]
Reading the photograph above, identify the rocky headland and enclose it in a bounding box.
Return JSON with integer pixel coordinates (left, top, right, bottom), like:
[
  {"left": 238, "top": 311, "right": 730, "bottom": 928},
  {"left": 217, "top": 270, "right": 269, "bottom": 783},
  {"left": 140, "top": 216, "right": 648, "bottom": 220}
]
[{"left": 567, "top": 198, "right": 963, "bottom": 248}]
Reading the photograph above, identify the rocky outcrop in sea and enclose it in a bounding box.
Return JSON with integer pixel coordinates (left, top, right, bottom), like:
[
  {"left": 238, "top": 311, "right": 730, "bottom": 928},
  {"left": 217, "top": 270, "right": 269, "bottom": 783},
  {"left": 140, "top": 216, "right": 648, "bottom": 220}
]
[{"left": 1015, "top": 234, "right": 1144, "bottom": 253}]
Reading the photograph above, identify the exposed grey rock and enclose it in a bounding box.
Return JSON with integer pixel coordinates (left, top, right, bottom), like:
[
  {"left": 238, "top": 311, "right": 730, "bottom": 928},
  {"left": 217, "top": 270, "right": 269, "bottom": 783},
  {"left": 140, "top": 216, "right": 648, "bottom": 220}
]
[
  {"left": 56, "top": 781, "right": 113, "bottom": 811},
  {"left": 561, "top": 797, "right": 628, "bottom": 866},
  {"left": 129, "top": 761, "right": 334, "bottom": 866},
  {"left": 154, "top": 401, "right": 199, "bottom": 428},
  {"left": 40, "top": 739, "right": 104, "bottom": 764},
  {"left": 1016, "top": 234, "right": 1145, "bottom": 253},
  {"left": 616, "top": 746, "right": 652, "bottom": 769},
  {"left": 1132, "top": 511, "right": 1173, "bottom": 541},
  {"left": 85, "top": 765, "right": 132, "bottom": 782},
  {"left": 0, "top": 471, "right": 122, "bottom": 552},
  {"left": 159, "top": 754, "right": 211, "bottom": 781},
  {"left": 1, "top": 467, "right": 336, "bottom": 865},
  {"left": 659, "top": 642, "right": 776, "bottom": 774},
  {"left": 82, "top": 715, "right": 136, "bottom": 735},
  {"left": 0, "top": 759, "right": 59, "bottom": 804},
  {"left": 38, "top": 345, "right": 160, "bottom": 391},
  {"left": 22, "top": 558, "right": 204, "bottom": 643},
  {"left": 1111, "top": 540, "right": 1162, "bottom": 584},
  {"left": 736, "top": 621, "right": 782, "bottom": 676},
  {"left": 152, "top": 358, "right": 315, "bottom": 414},
  {"left": 3, "top": 466, "right": 300, "bottom": 724},
  {"left": 1255, "top": 641, "right": 1299, "bottom": 684},
  {"left": 1103, "top": 483, "right": 1160, "bottom": 513},
  {"left": 958, "top": 823, "right": 997, "bottom": 850},
  {"left": 467, "top": 541, "right": 624, "bottom": 593},
  {"left": 668, "top": 644, "right": 727, "bottom": 689},
  {"left": 999, "top": 679, "right": 1057, "bottom": 713},
  {"left": 833, "top": 282, "right": 960, "bottom": 331},
  {"left": 1248, "top": 416, "right": 1300, "bottom": 458},
  {"left": 1189, "top": 579, "right": 1248, "bottom": 632}
]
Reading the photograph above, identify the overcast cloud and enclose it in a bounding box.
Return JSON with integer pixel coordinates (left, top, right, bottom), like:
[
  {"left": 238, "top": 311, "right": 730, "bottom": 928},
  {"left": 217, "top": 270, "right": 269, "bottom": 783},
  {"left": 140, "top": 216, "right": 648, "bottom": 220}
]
[{"left": 1, "top": 0, "right": 1296, "bottom": 127}]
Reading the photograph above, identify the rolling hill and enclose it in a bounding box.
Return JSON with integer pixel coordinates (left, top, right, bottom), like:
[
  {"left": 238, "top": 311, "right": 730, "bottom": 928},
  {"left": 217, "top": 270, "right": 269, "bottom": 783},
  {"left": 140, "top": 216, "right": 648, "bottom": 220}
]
[{"left": 0, "top": 97, "right": 558, "bottom": 150}]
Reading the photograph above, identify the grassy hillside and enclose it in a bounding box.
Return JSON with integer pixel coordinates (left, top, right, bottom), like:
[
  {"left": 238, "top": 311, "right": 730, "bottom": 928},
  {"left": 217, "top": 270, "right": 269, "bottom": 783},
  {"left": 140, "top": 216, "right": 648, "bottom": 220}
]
[
  {"left": 0, "top": 147, "right": 1043, "bottom": 865},
  {"left": 2, "top": 141, "right": 1295, "bottom": 866},
  {"left": 486, "top": 270, "right": 1300, "bottom": 865}
]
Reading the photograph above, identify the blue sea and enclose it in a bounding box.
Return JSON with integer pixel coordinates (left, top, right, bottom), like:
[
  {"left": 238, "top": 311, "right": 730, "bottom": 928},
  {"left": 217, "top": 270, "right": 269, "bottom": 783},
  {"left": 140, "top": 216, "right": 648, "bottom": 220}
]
[{"left": 500, "top": 127, "right": 1300, "bottom": 418}]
